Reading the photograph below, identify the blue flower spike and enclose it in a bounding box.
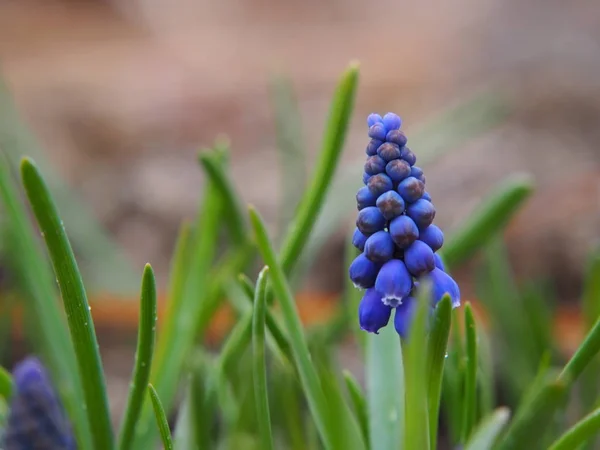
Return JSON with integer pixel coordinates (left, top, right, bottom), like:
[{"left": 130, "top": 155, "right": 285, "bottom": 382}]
[{"left": 350, "top": 111, "right": 460, "bottom": 337}]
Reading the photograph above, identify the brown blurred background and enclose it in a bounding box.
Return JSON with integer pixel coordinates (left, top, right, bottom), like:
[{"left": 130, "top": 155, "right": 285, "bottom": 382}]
[{"left": 2, "top": 0, "right": 600, "bottom": 425}]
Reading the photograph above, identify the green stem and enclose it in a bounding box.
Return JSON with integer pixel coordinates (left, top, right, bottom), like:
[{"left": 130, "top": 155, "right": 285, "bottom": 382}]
[
  {"left": 148, "top": 384, "right": 174, "bottom": 450},
  {"left": 342, "top": 370, "right": 369, "bottom": 446},
  {"left": 548, "top": 407, "right": 600, "bottom": 450},
  {"left": 559, "top": 314, "right": 600, "bottom": 385},
  {"left": 461, "top": 303, "right": 478, "bottom": 442}
]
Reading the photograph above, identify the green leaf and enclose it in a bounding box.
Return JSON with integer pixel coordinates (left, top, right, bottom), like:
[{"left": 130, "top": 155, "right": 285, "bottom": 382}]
[
  {"left": 441, "top": 174, "right": 534, "bottom": 269},
  {"left": 442, "top": 308, "right": 465, "bottom": 444},
  {"left": 403, "top": 292, "right": 431, "bottom": 450},
  {"left": 278, "top": 62, "right": 359, "bottom": 275},
  {"left": 148, "top": 384, "right": 174, "bottom": 450},
  {"left": 477, "top": 328, "right": 495, "bottom": 419},
  {"left": 462, "top": 303, "right": 478, "bottom": 443},
  {"left": 464, "top": 407, "right": 510, "bottom": 450},
  {"left": 343, "top": 370, "right": 370, "bottom": 447},
  {"left": 0, "top": 366, "right": 13, "bottom": 401},
  {"left": 20, "top": 157, "right": 113, "bottom": 450},
  {"left": 0, "top": 155, "right": 92, "bottom": 449},
  {"left": 238, "top": 274, "right": 256, "bottom": 300},
  {"left": 559, "top": 313, "right": 600, "bottom": 385},
  {"left": 118, "top": 264, "right": 158, "bottom": 450},
  {"left": 582, "top": 247, "right": 600, "bottom": 329},
  {"left": 548, "top": 406, "right": 600, "bottom": 450},
  {"left": 252, "top": 267, "right": 275, "bottom": 450},
  {"left": 426, "top": 295, "right": 452, "bottom": 450},
  {"left": 249, "top": 206, "right": 334, "bottom": 448}
]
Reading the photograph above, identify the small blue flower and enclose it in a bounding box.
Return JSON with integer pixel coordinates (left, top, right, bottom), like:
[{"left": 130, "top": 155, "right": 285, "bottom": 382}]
[
  {"left": 376, "top": 191, "right": 405, "bottom": 220},
  {"left": 433, "top": 253, "right": 445, "bottom": 271},
  {"left": 367, "top": 113, "right": 383, "bottom": 127},
  {"left": 366, "top": 139, "right": 384, "bottom": 156},
  {"left": 356, "top": 186, "right": 378, "bottom": 210},
  {"left": 368, "top": 123, "right": 387, "bottom": 141},
  {"left": 364, "top": 231, "right": 395, "bottom": 263},
  {"left": 385, "top": 159, "right": 411, "bottom": 183},
  {"left": 364, "top": 155, "right": 387, "bottom": 175},
  {"left": 404, "top": 240, "right": 435, "bottom": 276},
  {"left": 3, "top": 357, "right": 76, "bottom": 450},
  {"left": 419, "top": 224, "right": 444, "bottom": 251},
  {"left": 397, "top": 176, "right": 425, "bottom": 203},
  {"left": 422, "top": 267, "right": 461, "bottom": 307},
  {"left": 376, "top": 142, "right": 402, "bottom": 162},
  {"left": 359, "top": 288, "right": 392, "bottom": 334},
  {"left": 389, "top": 215, "right": 419, "bottom": 249},
  {"left": 367, "top": 173, "right": 394, "bottom": 197},
  {"left": 375, "top": 259, "right": 413, "bottom": 306},
  {"left": 386, "top": 129, "right": 408, "bottom": 147},
  {"left": 393, "top": 297, "right": 417, "bottom": 338},
  {"left": 406, "top": 199, "right": 436, "bottom": 229},
  {"left": 356, "top": 206, "right": 386, "bottom": 234},
  {"left": 349, "top": 253, "right": 380, "bottom": 289},
  {"left": 352, "top": 227, "right": 368, "bottom": 251},
  {"left": 400, "top": 147, "right": 416, "bottom": 166}
]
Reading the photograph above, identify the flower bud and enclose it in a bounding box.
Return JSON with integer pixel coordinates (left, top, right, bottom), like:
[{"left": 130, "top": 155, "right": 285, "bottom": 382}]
[
  {"left": 356, "top": 186, "right": 378, "bottom": 210},
  {"left": 404, "top": 240, "right": 435, "bottom": 276},
  {"left": 366, "top": 139, "right": 383, "bottom": 156},
  {"left": 375, "top": 259, "right": 413, "bottom": 306},
  {"left": 359, "top": 288, "right": 392, "bottom": 334},
  {"left": 364, "top": 231, "right": 395, "bottom": 263},
  {"left": 386, "top": 129, "right": 408, "bottom": 147},
  {"left": 367, "top": 113, "right": 383, "bottom": 127},
  {"left": 400, "top": 147, "right": 416, "bottom": 166},
  {"left": 406, "top": 199, "right": 436, "bottom": 229},
  {"left": 389, "top": 215, "right": 419, "bottom": 248},
  {"left": 422, "top": 267, "right": 460, "bottom": 307},
  {"left": 385, "top": 159, "right": 411, "bottom": 183},
  {"left": 364, "top": 155, "right": 387, "bottom": 175},
  {"left": 433, "top": 253, "right": 445, "bottom": 271},
  {"left": 352, "top": 227, "right": 368, "bottom": 251},
  {"left": 383, "top": 112, "right": 402, "bottom": 131},
  {"left": 419, "top": 224, "right": 444, "bottom": 251},
  {"left": 368, "top": 122, "right": 387, "bottom": 140},
  {"left": 367, "top": 173, "right": 394, "bottom": 197},
  {"left": 357, "top": 206, "right": 386, "bottom": 234},
  {"left": 376, "top": 190, "right": 405, "bottom": 220},
  {"left": 377, "top": 142, "right": 402, "bottom": 162},
  {"left": 394, "top": 296, "right": 417, "bottom": 338},
  {"left": 397, "top": 176, "right": 425, "bottom": 203},
  {"left": 349, "top": 253, "right": 381, "bottom": 289}
]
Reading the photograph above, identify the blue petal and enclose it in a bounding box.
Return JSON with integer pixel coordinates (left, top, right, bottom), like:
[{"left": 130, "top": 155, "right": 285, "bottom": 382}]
[
  {"left": 397, "top": 176, "right": 425, "bottom": 203},
  {"left": 356, "top": 186, "right": 378, "bottom": 210},
  {"left": 349, "top": 253, "right": 381, "bottom": 289},
  {"left": 406, "top": 199, "right": 436, "bottom": 229},
  {"left": 375, "top": 259, "right": 413, "bottom": 306},
  {"left": 367, "top": 113, "right": 383, "bottom": 127},
  {"left": 433, "top": 253, "right": 445, "bottom": 271},
  {"left": 367, "top": 173, "right": 394, "bottom": 197},
  {"left": 359, "top": 288, "right": 392, "bottom": 334},
  {"left": 364, "top": 231, "right": 395, "bottom": 263},
  {"left": 366, "top": 139, "right": 384, "bottom": 156},
  {"left": 400, "top": 147, "right": 416, "bottom": 166},
  {"left": 389, "top": 215, "right": 419, "bottom": 249},
  {"left": 404, "top": 240, "right": 435, "bottom": 276},
  {"left": 393, "top": 296, "right": 417, "bottom": 338},
  {"left": 376, "top": 142, "right": 401, "bottom": 162},
  {"left": 352, "top": 227, "right": 368, "bottom": 251},
  {"left": 376, "top": 190, "right": 405, "bottom": 220},
  {"left": 368, "top": 123, "right": 387, "bottom": 141},
  {"left": 385, "top": 159, "right": 411, "bottom": 183},
  {"left": 382, "top": 112, "right": 402, "bottom": 131},
  {"left": 364, "top": 155, "right": 387, "bottom": 175},
  {"left": 356, "top": 206, "right": 386, "bottom": 234},
  {"left": 386, "top": 130, "right": 408, "bottom": 147},
  {"left": 423, "top": 267, "right": 460, "bottom": 307},
  {"left": 419, "top": 224, "right": 444, "bottom": 252}
]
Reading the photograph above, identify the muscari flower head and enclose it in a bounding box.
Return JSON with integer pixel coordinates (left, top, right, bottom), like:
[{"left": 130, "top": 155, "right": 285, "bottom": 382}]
[
  {"left": 2, "top": 357, "right": 76, "bottom": 450},
  {"left": 349, "top": 112, "right": 460, "bottom": 338}
]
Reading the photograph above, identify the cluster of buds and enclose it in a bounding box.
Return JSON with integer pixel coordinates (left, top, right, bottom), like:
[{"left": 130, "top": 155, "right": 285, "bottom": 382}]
[{"left": 349, "top": 112, "right": 460, "bottom": 337}]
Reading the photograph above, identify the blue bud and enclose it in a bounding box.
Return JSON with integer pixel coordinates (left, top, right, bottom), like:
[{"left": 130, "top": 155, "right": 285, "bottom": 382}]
[
  {"left": 404, "top": 240, "right": 435, "bottom": 276},
  {"left": 386, "top": 129, "right": 408, "bottom": 147},
  {"left": 349, "top": 253, "right": 381, "bottom": 289},
  {"left": 359, "top": 288, "right": 392, "bottom": 334},
  {"left": 419, "top": 224, "right": 444, "bottom": 251},
  {"left": 356, "top": 186, "right": 378, "bottom": 210},
  {"left": 367, "top": 173, "right": 394, "bottom": 197},
  {"left": 368, "top": 123, "right": 387, "bottom": 140},
  {"left": 410, "top": 166, "right": 426, "bottom": 183},
  {"left": 357, "top": 206, "right": 386, "bottom": 234},
  {"left": 367, "top": 113, "right": 383, "bottom": 127},
  {"left": 422, "top": 191, "right": 432, "bottom": 202},
  {"left": 422, "top": 267, "right": 460, "bottom": 307},
  {"left": 364, "top": 231, "right": 395, "bottom": 263},
  {"left": 406, "top": 199, "right": 436, "bottom": 229},
  {"left": 363, "top": 172, "right": 371, "bottom": 184},
  {"left": 385, "top": 159, "right": 412, "bottom": 183},
  {"left": 433, "top": 253, "right": 445, "bottom": 271},
  {"left": 352, "top": 227, "right": 368, "bottom": 251},
  {"left": 400, "top": 147, "right": 416, "bottom": 166},
  {"left": 376, "top": 190, "right": 405, "bottom": 220},
  {"left": 394, "top": 296, "right": 417, "bottom": 338},
  {"left": 366, "top": 139, "right": 384, "bottom": 156},
  {"left": 397, "top": 176, "right": 425, "bottom": 203},
  {"left": 377, "top": 142, "right": 402, "bottom": 162},
  {"left": 389, "top": 215, "right": 419, "bottom": 248},
  {"left": 383, "top": 112, "right": 402, "bottom": 131},
  {"left": 375, "top": 259, "right": 413, "bottom": 306},
  {"left": 364, "top": 155, "right": 387, "bottom": 175}
]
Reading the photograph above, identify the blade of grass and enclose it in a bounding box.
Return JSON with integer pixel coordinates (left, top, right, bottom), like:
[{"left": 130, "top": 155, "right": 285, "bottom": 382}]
[
  {"left": 20, "top": 157, "right": 113, "bottom": 450},
  {"left": 548, "top": 406, "right": 600, "bottom": 450},
  {"left": 249, "top": 206, "right": 333, "bottom": 448},
  {"left": 464, "top": 407, "right": 510, "bottom": 450},
  {"left": 343, "top": 370, "right": 369, "bottom": 447},
  {"left": 278, "top": 62, "right": 359, "bottom": 275},
  {"left": 0, "top": 366, "right": 13, "bottom": 401},
  {"left": 148, "top": 384, "right": 174, "bottom": 450},
  {"left": 477, "top": 328, "right": 495, "bottom": 419},
  {"left": 117, "top": 264, "right": 158, "bottom": 450},
  {"left": 559, "top": 314, "right": 600, "bottom": 385},
  {"left": 441, "top": 308, "right": 465, "bottom": 445},
  {"left": 426, "top": 295, "right": 452, "bottom": 449},
  {"left": 238, "top": 274, "right": 255, "bottom": 300},
  {"left": 440, "top": 174, "right": 534, "bottom": 269},
  {"left": 252, "top": 267, "right": 274, "bottom": 450},
  {"left": 0, "top": 155, "right": 92, "bottom": 449},
  {"left": 461, "top": 303, "right": 478, "bottom": 443},
  {"left": 582, "top": 247, "right": 600, "bottom": 329},
  {"left": 403, "top": 291, "right": 431, "bottom": 450}
]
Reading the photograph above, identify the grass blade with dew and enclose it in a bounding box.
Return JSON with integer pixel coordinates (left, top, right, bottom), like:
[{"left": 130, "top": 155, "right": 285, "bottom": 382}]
[
  {"left": 252, "top": 267, "right": 274, "bottom": 450},
  {"left": 148, "top": 384, "right": 173, "bottom": 450},
  {"left": 0, "top": 366, "right": 13, "bottom": 401},
  {"left": 464, "top": 407, "right": 510, "bottom": 450},
  {"left": 20, "top": 157, "right": 113, "bottom": 450},
  {"left": 343, "top": 370, "right": 369, "bottom": 446},
  {"left": 117, "top": 264, "right": 158, "bottom": 450},
  {"left": 270, "top": 74, "right": 307, "bottom": 244},
  {"left": 249, "top": 206, "right": 336, "bottom": 449},
  {"left": 426, "top": 295, "right": 452, "bottom": 450},
  {"left": 440, "top": 174, "right": 534, "bottom": 269},
  {"left": 461, "top": 303, "right": 478, "bottom": 443},
  {"left": 278, "top": 62, "right": 359, "bottom": 275},
  {"left": 403, "top": 289, "right": 432, "bottom": 450},
  {"left": 548, "top": 406, "right": 600, "bottom": 450}
]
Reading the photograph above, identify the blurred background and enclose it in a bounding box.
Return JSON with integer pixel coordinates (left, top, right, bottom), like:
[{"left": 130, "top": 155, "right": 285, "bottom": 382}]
[{"left": 1, "top": 0, "right": 600, "bottom": 430}]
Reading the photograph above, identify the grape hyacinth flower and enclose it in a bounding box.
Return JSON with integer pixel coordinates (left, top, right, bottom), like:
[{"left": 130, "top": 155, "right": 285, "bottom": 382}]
[
  {"left": 350, "top": 112, "right": 460, "bottom": 337},
  {"left": 2, "top": 357, "right": 76, "bottom": 450}
]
